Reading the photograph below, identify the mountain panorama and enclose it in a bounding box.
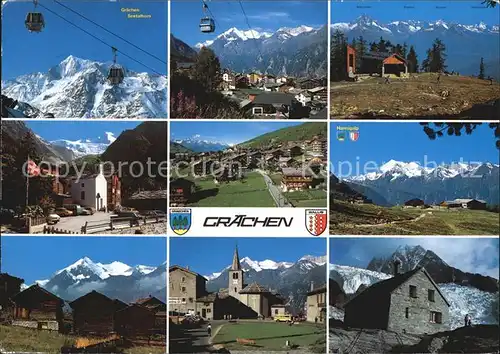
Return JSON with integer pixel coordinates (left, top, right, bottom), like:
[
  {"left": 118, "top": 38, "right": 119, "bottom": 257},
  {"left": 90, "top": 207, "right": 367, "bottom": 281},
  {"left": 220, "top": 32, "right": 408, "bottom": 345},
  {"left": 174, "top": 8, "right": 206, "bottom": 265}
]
[
  {"left": 1, "top": 55, "right": 168, "bottom": 118},
  {"left": 331, "top": 15, "right": 500, "bottom": 79},
  {"left": 330, "top": 245, "right": 499, "bottom": 330},
  {"left": 173, "top": 24, "right": 328, "bottom": 78},
  {"left": 25, "top": 257, "right": 167, "bottom": 304},
  {"left": 338, "top": 160, "right": 500, "bottom": 205}
]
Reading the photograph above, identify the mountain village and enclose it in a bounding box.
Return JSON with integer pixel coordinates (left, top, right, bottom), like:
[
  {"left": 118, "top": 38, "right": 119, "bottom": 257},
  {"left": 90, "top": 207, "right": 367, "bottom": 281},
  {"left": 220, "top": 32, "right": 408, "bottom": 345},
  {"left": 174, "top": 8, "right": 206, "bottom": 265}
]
[
  {"left": 1, "top": 121, "right": 168, "bottom": 235},
  {"left": 170, "top": 123, "right": 328, "bottom": 208},
  {"left": 169, "top": 244, "right": 327, "bottom": 353},
  {"left": 0, "top": 255, "right": 167, "bottom": 353}
]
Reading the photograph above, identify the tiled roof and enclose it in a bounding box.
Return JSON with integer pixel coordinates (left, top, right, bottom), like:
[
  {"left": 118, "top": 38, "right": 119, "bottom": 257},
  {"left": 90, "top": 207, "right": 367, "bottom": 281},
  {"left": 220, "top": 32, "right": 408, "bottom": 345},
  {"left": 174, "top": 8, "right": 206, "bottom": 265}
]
[
  {"left": 129, "top": 190, "right": 168, "bottom": 200},
  {"left": 240, "top": 282, "right": 270, "bottom": 294}
]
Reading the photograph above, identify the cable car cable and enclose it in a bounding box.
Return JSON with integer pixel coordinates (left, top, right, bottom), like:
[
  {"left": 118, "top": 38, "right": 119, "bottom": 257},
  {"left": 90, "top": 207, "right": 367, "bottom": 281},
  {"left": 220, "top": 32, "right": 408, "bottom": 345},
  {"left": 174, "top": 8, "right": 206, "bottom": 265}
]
[
  {"left": 52, "top": 0, "right": 167, "bottom": 65},
  {"left": 237, "top": 0, "right": 271, "bottom": 75},
  {"left": 36, "top": 2, "right": 166, "bottom": 78}
]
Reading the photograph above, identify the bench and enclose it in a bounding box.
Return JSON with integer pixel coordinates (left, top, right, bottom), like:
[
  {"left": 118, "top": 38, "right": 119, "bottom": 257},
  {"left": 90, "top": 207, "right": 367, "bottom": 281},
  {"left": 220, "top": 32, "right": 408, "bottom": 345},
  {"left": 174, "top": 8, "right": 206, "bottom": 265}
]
[{"left": 236, "top": 338, "right": 256, "bottom": 346}]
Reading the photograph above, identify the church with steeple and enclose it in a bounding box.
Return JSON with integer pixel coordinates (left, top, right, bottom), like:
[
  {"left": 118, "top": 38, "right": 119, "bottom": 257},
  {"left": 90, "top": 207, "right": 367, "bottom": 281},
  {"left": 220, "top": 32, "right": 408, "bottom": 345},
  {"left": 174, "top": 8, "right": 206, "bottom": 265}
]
[{"left": 170, "top": 246, "right": 285, "bottom": 321}]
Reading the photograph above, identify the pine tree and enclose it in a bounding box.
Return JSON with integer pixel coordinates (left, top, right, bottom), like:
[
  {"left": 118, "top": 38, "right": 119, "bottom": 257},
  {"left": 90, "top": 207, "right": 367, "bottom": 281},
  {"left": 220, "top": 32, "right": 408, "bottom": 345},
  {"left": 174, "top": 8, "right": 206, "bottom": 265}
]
[
  {"left": 422, "top": 39, "right": 447, "bottom": 72},
  {"left": 331, "top": 30, "right": 348, "bottom": 81},
  {"left": 194, "top": 47, "right": 222, "bottom": 92},
  {"left": 355, "top": 36, "right": 367, "bottom": 72},
  {"left": 406, "top": 46, "right": 419, "bottom": 73},
  {"left": 377, "top": 37, "right": 387, "bottom": 52},
  {"left": 369, "top": 42, "right": 377, "bottom": 52},
  {"left": 479, "top": 57, "right": 485, "bottom": 79},
  {"left": 402, "top": 42, "right": 408, "bottom": 58}
]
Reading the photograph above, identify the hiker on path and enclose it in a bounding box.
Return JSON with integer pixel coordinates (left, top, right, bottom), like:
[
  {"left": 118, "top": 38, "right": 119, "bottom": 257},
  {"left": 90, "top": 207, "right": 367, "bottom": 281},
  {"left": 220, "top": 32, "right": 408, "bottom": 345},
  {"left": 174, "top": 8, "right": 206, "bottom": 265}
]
[
  {"left": 468, "top": 315, "right": 472, "bottom": 327},
  {"left": 207, "top": 323, "right": 212, "bottom": 336},
  {"left": 464, "top": 314, "right": 470, "bottom": 327}
]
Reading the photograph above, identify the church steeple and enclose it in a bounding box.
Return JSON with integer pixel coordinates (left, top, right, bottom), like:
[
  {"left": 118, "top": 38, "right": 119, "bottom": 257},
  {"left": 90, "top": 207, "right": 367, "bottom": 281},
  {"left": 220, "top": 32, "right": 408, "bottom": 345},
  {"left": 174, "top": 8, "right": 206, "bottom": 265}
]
[
  {"left": 229, "top": 245, "right": 243, "bottom": 299},
  {"left": 231, "top": 245, "right": 241, "bottom": 271}
]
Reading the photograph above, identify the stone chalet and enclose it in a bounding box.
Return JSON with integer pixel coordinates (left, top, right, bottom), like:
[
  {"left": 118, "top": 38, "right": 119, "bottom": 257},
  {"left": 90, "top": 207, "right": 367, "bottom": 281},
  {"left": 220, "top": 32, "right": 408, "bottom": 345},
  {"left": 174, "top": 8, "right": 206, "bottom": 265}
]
[
  {"left": 440, "top": 199, "right": 487, "bottom": 210},
  {"left": 344, "top": 262, "right": 450, "bottom": 335}
]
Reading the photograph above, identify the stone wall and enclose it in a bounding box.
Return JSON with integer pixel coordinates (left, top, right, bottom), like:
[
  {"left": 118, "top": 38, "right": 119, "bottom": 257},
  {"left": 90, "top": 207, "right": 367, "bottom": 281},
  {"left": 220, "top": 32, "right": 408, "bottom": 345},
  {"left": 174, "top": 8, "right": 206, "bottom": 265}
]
[
  {"left": 12, "top": 320, "right": 59, "bottom": 331},
  {"left": 388, "top": 270, "right": 449, "bottom": 335}
]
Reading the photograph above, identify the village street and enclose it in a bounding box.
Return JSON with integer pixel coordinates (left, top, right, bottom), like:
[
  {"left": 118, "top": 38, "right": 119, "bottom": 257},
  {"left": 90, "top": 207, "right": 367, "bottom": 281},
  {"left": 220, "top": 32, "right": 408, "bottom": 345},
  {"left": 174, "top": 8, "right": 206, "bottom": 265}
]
[
  {"left": 56, "top": 212, "right": 112, "bottom": 233},
  {"left": 258, "top": 171, "right": 292, "bottom": 208}
]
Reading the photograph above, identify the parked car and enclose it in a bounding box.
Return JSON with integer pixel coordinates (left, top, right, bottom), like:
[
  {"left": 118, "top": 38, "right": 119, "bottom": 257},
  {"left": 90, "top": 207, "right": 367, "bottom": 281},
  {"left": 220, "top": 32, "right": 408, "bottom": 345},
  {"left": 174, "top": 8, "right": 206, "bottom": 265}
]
[
  {"left": 64, "top": 204, "right": 90, "bottom": 216},
  {"left": 46, "top": 214, "right": 61, "bottom": 225},
  {"left": 144, "top": 210, "right": 166, "bottom": 217},
  {"left": 55, "top": 207, "right": 73, "bottom": 217},
  {"left": 84, "top": 207, "right": 96, "bottom": 215}
]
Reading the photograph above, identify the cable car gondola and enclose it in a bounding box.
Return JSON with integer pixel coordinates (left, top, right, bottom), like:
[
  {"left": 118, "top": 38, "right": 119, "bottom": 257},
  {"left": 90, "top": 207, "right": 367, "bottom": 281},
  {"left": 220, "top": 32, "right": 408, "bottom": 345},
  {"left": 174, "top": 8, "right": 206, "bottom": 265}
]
[
  {"left": 107, "top": 47, "right": 125, "bottom": 85},
  {"left": 200, "top": 17, "right": 215, "bottom": 33},
  {"left": 199, "top": 2, "right": 215, "bottom": 33},
  {"left": 25, "top": 0, "right": 45, "bottom": 33}
]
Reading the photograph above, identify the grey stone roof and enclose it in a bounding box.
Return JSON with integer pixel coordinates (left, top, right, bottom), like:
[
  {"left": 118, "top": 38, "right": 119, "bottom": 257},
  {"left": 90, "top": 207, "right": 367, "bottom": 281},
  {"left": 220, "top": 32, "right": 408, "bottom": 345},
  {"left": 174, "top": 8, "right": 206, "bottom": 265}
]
[
  {"left": 240, "top": 282, "right": 270, "bottom": 294},
  {"left": 129, "top": 190, "right": 168, "bottom": 200}
]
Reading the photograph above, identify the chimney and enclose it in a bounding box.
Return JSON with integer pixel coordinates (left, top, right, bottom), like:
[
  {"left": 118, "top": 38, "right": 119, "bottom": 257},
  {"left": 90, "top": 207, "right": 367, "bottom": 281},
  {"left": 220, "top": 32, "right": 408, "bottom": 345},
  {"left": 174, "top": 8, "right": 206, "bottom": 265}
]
[
  {"left": 393, "top": 260, "right": 401, "bottom": 276},
  {"left": 310, "top": 281, "right": 314, "bottom": 291}
]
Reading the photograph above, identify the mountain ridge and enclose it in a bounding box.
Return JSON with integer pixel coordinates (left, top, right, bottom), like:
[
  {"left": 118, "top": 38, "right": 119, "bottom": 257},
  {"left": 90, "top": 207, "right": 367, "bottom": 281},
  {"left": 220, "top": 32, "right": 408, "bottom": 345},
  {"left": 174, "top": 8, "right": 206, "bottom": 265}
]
[{"left": 2, "top": 55, "right": 167, "bottom": 118}]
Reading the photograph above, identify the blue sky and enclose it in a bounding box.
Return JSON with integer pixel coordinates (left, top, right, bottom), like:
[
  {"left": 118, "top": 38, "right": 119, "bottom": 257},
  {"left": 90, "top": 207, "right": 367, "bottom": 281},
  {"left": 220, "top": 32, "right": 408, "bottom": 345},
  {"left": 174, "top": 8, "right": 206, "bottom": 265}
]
[
  {"left": 170, "top": 237, "right": 326, "bottom": 275},
  {"left": 2, "top": 1, "right": 167, "bottom": 80},
  {"left": 330, "top": 237, "right": 499, "bottom": 279},
  {"left": 332, "top": 1, "right": 499, "bottom": 26},
  {"left": 171, "top": 121, "right": 303, "bottom": 145},
  {"left": 2, "top": 236, "right": 167, "bottom": 284},
  {"left": 172, "top": 1, "right": 327, "bottom": 46},
  {"left": 25, "top": 121, "right": 141, "bottom": 141},
  {"left": 330, "top": 122, "right": 499, "bottom": 177}
]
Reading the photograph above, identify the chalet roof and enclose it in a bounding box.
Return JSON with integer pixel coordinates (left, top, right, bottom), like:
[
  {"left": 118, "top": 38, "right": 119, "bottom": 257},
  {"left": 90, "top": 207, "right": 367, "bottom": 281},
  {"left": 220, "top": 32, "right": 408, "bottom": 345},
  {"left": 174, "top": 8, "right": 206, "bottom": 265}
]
[
  {"left": 383, "top": 53, "right": 407, "bottom": 65},
  {"left": 240, "top": 282, "right": 270, "bottom": 294},
  {"left": 240, "top": 99, "right": 253, "bottom": 109},
  {"left": 69, "top": 290, "right": 127, "bottom": 312},
  {"left": 116, "top": 303, "right": 153, "bottom": 314},
  {"left": 134, "top": 296, "right": 165, "bottom": 306},
  {"left": 12, "top": 284, "right": 64, "bottom": 305},
  {"left": 169, "top": 265, "right": 207, "bottom": 280},
  {"left": 308, "top": 87, "right": 326, "bottom": 93},
  {"left": 196, "top": 293, "right": 218, "bottom": 303},
  {"left": 0, "top": 273, "right": 24, "bottom": 284},
  {"left": 345, "top": 267, "right": 450, "bottom": 309},
  {"left": 252, "top": 92, "right": 295, "bottom": 106},
  {"left": 128, "top": 190, "right": 168, "bottom": 200},
  {"left": 453, "top": 198, "right": 487, "bottom": 204},
  {"left": 282, "top": 167, "right": 313, "bottom": 177},
  {"left": 307, "top": 284, "right": 327, "bottom": 296}
]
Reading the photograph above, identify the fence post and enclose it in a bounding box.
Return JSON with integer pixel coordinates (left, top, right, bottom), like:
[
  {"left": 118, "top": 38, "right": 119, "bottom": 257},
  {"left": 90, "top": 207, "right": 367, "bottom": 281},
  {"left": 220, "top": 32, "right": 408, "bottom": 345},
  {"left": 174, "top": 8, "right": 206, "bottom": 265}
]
[
  {"left": 110, "top": 219, "right": 114, "bottom": 230},
  {"left": 143, "top": 216, "right": 146, "bottom": 225}
]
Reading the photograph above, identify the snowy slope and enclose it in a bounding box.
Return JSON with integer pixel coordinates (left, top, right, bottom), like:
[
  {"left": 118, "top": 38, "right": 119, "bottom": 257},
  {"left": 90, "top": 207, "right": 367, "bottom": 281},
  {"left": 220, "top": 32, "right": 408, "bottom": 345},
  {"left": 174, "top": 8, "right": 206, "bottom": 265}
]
[
  {"left": 1, "top": 55, "right": 167, "bottom": 118},
  {"left": 50, "top": 132, "right": 116, "bottom": 157},
  {"left": 330, "top": 264, "right": 391, "bottom": 294},
  {"left": 173, "top": 136, "right": 231, "bottom": 152},
  {"left": 441, "top": 284, "right": 499, "bottom": 329}
]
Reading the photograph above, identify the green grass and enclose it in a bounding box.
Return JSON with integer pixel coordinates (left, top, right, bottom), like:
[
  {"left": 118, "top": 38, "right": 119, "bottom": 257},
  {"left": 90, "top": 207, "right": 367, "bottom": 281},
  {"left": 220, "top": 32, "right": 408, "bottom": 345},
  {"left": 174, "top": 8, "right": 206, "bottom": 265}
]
[
  {"left": 212, "top": 322, "right": 325, "bottom": 351},
  {"left": 0, "top": 325, "right": 164, "bottom": 354},
  {"left": 239, "top": 123, "right": 327, "bottom": 149},
  {"left": 0, "top": 325, "right": 76, "bottom": 353},
  {"left": 285, "top": 190, "right": 327, "bottom": 208},
  {"left": 188, "top": 172, "right": 276, "bottom": 207},
  {"left": 330, "top": 200, "right": 500, "bottom": 235}
]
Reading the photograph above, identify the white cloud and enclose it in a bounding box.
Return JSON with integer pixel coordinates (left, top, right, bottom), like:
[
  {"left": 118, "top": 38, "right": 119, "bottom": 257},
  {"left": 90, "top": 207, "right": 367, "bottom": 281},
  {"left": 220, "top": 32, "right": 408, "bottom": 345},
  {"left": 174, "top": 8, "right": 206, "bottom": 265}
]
[
  {"left": 137, "top": 271, "right": 166, "bottom": 291},
  {"left": 247, "top": 11, "right": 291, "bottom": 21}
]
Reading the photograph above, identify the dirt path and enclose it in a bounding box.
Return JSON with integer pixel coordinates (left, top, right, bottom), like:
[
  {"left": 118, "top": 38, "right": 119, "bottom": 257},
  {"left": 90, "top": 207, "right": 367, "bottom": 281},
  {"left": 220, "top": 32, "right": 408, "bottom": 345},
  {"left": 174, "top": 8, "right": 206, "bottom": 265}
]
[
  {"left": 342, "top": 212, "right": 430, "bottom": 228},
  {"left": 208, "top": 324, "right": 225, "bottom": 345}
]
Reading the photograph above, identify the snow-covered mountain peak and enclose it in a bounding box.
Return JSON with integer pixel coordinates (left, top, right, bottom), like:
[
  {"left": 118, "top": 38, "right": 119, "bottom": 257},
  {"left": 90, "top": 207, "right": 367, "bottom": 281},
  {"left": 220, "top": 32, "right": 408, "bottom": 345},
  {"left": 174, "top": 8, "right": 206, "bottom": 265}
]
[
  {"left": 57, "top": 55, "right": 96, "bottom": 78},
  {"left": 240, "top": 256, "right": 293, "bottom": 272},
  {"left": 50, "top": 131, "right": 115, "bottom": 158},
  {"left": 299, "top": 255, "right": 327, "bottom": 265},
  {"left": 276, "top": 25, "right": 314, "bottom": 36}
]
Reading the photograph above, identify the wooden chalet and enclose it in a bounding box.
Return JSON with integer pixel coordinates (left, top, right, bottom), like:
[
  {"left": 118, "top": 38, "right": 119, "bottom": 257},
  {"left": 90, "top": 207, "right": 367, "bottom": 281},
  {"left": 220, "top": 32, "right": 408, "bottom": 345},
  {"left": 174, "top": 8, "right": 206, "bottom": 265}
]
[
  {"left": 126, "top": 190, "right": 168, "bottom": 211},
  {"left": 134, "top": 296, "right": 167, "bottom": 333},
  {"left": 12, "top": 284, "right": 64, "bottom": 331},
  {"left": 404, "top": 198, "right": 425, "bottom": 207},
  {"left": 0, "top": 273, "right": 24, "bottom": 310},
  {"left": 115, "top": 304, "right": 155, "bottom": 336},
  {"left": 70, "top": 290, "right": 127, "bottom": 335},
  {"left": 169, "top": 178, "right": 195, "bottom": 207},
  {"left": 281, "top": 168, "right": 314, "bottom": 192}
]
